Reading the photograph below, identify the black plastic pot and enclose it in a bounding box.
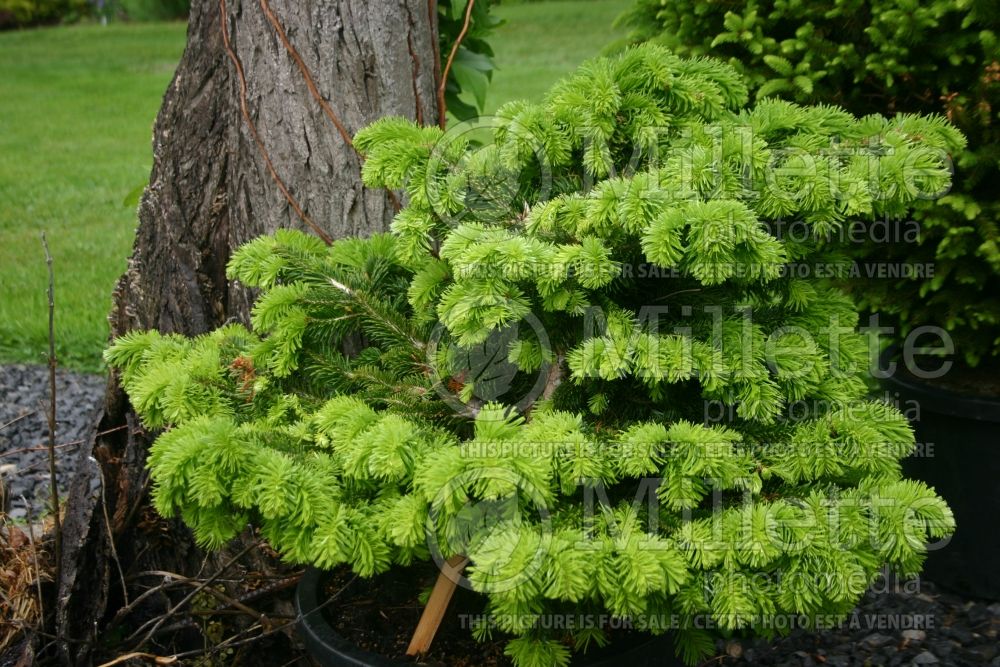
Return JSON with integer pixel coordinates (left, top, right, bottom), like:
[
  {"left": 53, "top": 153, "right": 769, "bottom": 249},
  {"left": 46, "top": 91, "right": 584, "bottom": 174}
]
[
  {"left": 296, "top": 567, "right": 684, "bottom": 667},
  {"left": 880, "top": 350, "right": 1000, "bottom": 600}
]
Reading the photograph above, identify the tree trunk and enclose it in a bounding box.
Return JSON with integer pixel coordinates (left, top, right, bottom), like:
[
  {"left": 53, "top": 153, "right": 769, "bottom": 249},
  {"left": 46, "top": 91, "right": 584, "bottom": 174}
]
[{"left": 55, "top": 1, "right": 439, "bottom": 662}]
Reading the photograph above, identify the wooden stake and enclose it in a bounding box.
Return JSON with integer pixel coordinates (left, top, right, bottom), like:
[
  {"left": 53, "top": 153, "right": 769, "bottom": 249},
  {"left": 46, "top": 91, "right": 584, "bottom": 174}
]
[{"left": 406, "top": 555, "right": 469, "bottom": 656}]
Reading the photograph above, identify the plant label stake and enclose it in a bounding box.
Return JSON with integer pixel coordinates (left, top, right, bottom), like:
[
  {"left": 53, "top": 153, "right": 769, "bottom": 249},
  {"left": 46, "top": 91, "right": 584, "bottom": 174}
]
[{"left": 406, "top": 554, "right": 469, "bottom": 656}]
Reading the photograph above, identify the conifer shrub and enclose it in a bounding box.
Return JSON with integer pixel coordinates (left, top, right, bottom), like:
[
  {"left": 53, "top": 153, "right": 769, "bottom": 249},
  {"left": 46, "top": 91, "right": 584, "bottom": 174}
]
[
  {"left": 613, "top": 0, "right": 1000, "bottom": 365},
  {"left": 107, "top": 45, "right": 957, "bottom": 666}
]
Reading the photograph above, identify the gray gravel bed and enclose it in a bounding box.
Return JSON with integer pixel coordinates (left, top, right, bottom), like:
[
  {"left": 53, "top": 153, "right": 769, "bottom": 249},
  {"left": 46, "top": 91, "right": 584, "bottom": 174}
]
[
  {"left": 718, "top": 578, "right": 999, "bottom": 666},
  {"left": 0, "top": 364, "right": 104, "bottom": 520}
]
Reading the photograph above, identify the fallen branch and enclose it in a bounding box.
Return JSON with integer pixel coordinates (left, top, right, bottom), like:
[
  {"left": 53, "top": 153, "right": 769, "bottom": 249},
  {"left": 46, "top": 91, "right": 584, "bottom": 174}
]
[
  {"left": 96, "top": 652, "right": 178, "bottom": 667},
  {"left": 125, "top": 538, "right": 262, "bottom": 650}
]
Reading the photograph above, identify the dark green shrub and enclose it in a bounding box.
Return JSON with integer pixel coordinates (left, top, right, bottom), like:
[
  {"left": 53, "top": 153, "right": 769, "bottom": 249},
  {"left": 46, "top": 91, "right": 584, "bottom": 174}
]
[
  {"left": 439, "top": 0, "right": 502, "bottom": 120},
  {"left": 615, "top": 0, "right": 1000, "bottom": 365},
  {"left": 114, "top": 0, "right": 188, "bottom": 21},
  {"left": 0, "top": 0, "right": 88, "bottom": 28}
]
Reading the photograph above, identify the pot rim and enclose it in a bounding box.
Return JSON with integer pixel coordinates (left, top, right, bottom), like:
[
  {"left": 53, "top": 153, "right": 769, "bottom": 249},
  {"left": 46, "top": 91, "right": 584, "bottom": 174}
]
[
  {"left": 879, "top": 345, "right": 1000, "bottom": 422},
  {"left": 296, "top": 566, "right": 407, "bottom": 666},
  {"left": 295, "top": 567, "right": 682, "bottom": 667}
]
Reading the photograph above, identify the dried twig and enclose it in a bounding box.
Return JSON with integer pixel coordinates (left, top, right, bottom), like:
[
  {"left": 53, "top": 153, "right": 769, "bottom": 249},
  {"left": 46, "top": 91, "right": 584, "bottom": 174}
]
[
  {"left": 40, "top": 233, "right": 62, "bottom": 587},
  {"left": 233, "top": 573, "right": 302, "bottom": 605},
  {"left": 26, "top": 505, "right": 45, "bottom": 615},
  {"left": 109, "top": 567, "right": 264, "bottom": 629},
  {"left": 168, "top": 572, "right": 358, "bottom": 662},
  {"left": 0, "top": 424, "right": 128, "bottom": 459},
  {"left": 107, "top": 576, "right": 184, "bottom": 629},
  {"left": 97, "top": 464, "right": 130, "bottom": 608},
  {"left": 0, "top": 441, "right": 84, "bottom": 459},
  {"left": 133, "top": 570, "right": 268, "bottom": 622},
  {"left": 96, "top": 652, "right": 177, "bottom": 667},
  {"left": 0, "top": 412, "right": 35, "bottom": 432},
  {"left": 438, "top": 0, "right": 475, "bottom": 129},
  {"left": 126, "top": 538, "right": 261, "bottom": 649}
]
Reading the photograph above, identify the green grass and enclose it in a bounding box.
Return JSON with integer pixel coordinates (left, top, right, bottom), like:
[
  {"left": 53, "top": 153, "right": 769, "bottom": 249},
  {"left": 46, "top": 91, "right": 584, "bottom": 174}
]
[
  {"left": 0, "top": 1, "right": 627, "bottom": 371},
  {"left": 0, "top": 22, "right": 187, "bottom": 370},
  {"left": 484, "top": 0, "right": 628, "bottom": 113}
]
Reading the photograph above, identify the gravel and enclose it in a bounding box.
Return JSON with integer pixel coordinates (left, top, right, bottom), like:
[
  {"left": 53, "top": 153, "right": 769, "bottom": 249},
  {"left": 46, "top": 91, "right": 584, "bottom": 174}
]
[
  {"left": 714, "top": 577, "right": 999, "bottom": 666},
  {"left": 0, "top": 364, "right": 104, "bottom": 520},
  {"left": 1, "top": 364, "right": 998, "bottom": 666}
]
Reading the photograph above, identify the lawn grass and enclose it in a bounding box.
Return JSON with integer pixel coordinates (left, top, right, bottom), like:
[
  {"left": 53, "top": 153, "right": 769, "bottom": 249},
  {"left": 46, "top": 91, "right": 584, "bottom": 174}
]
[
  {"left": 0, "top": 22, "right": 187, "bottom": 370},
  {"left": 0, "top": 1, "right": 628, "bottom": 371},
  {"left": 484, "top": 0, "right": 629, "bottom": 113}
]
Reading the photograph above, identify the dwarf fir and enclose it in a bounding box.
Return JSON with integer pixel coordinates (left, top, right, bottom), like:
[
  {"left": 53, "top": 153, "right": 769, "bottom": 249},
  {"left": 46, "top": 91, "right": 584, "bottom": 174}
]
[{"left": 108, "top": 45, "right": 955, "bottom": 667}]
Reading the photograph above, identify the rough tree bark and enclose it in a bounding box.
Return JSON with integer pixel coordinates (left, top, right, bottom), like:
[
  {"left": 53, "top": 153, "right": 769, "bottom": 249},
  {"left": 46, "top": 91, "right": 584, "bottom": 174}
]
[{"left": 55, "top": 1, "right": 439, "bottom": 663}]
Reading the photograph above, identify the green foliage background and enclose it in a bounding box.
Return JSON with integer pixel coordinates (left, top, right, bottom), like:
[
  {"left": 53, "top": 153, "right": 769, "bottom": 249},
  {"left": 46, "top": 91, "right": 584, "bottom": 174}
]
[
  {"left": 0, "top": 0, "right": 88, "bottom": 28},
  {"left": 113, "top": 0, "right": 188, "bottom": 21},
  {"left": 615, "top": 0, "right": 1000, "bottom": 365},
  {"left": 440, "top": 0, "right": 504, "bottom": 120},
  {"left": 0, "top": 0, "right": 189, "bottom": 27}
]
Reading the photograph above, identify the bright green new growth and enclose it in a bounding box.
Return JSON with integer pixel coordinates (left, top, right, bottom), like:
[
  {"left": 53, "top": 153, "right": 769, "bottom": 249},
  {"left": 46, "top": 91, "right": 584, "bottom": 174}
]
[
  {"left": 107, "top": 45, "right": 955, "bottom": 667},
  {"left": 614, "top": 0, "right": 999, "bottom": 365}
]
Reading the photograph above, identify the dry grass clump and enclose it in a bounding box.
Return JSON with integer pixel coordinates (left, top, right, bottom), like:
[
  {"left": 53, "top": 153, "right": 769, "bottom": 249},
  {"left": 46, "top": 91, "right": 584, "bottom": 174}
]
[{"left": 0, "top": 512, "right": 52, "bottom": 654}]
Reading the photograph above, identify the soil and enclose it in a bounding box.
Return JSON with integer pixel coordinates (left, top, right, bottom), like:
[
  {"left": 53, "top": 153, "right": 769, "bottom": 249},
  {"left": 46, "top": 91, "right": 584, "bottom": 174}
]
[
  {"left": 320, "top": 564, "right": 672, "bottom": 667},
  {"left": 321, "top": 562, "right": 510, "bottom": 667}
]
